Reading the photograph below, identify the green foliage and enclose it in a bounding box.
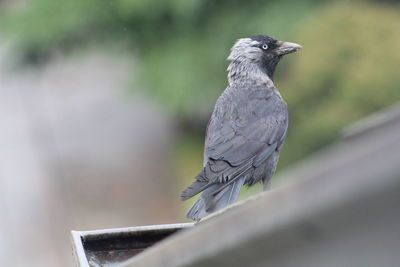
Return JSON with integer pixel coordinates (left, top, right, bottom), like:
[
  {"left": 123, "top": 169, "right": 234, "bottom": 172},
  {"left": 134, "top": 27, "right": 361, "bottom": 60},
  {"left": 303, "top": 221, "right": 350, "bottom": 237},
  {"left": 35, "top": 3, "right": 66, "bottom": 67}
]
[
  {"left": 277, "top": 1, "right": 400, "bottom": 167},
  {"left": 1, "top": 0, "right": 109, "bottom": 54}
]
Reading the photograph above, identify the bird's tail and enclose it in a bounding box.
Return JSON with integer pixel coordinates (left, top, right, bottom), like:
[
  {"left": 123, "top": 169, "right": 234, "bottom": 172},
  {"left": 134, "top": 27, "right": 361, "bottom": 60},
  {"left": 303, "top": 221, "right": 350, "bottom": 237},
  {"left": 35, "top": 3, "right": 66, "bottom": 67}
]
[
  {"left": 181, "top": 180, "right": 209, "bottom": 201},
  {"left": 185, "top": 177, "right": 245, "bottom": 221}
]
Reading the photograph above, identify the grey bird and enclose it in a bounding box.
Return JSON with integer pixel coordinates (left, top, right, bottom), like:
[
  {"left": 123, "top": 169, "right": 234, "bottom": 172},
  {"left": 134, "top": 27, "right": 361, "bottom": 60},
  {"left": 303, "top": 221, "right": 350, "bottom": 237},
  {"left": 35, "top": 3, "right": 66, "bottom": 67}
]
[{"left": 181, "top": 35, "right": 301, "bottom": 221}]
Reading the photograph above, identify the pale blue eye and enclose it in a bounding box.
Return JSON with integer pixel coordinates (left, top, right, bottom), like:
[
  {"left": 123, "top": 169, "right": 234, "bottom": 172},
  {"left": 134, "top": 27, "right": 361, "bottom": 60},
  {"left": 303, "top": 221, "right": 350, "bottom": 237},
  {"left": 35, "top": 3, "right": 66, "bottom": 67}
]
[{"left": 262, "top": 44, "right": 268, "bottom": 50}]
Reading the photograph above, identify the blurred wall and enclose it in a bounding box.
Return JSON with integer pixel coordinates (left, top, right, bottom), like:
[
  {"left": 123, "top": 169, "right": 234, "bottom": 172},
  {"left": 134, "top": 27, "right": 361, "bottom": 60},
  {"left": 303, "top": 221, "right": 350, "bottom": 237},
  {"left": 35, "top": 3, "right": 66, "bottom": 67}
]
[{"left": 0, "top": 43, "right": 180, "bottom": 266}]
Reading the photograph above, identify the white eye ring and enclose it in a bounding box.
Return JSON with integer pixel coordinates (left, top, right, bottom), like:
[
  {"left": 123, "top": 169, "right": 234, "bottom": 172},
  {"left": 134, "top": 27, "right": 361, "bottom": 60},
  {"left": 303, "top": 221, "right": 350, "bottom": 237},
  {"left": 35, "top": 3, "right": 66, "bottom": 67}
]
[{"left": 262, "top": 44, "right": 268, "bottom": 50}]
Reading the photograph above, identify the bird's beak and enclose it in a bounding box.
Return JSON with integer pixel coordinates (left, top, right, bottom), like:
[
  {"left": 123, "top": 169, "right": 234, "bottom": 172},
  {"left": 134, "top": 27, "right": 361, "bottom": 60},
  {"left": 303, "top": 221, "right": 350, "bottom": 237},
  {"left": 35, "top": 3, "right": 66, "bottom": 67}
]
[{"left": 275, "top": 41, "right": 302, "bottom": 56}]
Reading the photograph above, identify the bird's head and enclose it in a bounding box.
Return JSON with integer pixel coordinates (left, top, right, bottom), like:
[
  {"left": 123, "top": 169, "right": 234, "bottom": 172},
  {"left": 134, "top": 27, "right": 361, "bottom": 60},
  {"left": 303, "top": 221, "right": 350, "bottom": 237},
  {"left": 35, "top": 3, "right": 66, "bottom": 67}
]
[{"left": 228, "top": 35, "right": 301, "bottom": 81}]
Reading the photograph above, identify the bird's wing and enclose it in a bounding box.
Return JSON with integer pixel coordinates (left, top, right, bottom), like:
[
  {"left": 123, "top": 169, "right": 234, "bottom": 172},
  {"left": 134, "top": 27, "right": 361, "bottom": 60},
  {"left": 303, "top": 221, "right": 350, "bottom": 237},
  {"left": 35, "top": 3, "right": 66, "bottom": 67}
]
[
  {"left": 204, "top": 95, "right": 288, "bottom": 182},
  {"left": 207, "top": 115, "right": 286, "bottom": 166}
]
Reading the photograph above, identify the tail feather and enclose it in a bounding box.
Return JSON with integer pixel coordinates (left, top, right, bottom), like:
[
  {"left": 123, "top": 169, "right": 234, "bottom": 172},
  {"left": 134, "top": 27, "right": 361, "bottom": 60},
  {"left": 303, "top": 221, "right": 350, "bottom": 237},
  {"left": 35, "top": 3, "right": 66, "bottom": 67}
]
[
  {"left": 185, "top": 177, "right": 245, "bottom": 221},
  {"left": 180, "top": 180, "right": 210, "bottom": 200},
  {"left": 185, "top": 197, "right": 209, "bottom": 221},
  {"left": 213, "top": 177, "right": 245, "bottom": 211}
]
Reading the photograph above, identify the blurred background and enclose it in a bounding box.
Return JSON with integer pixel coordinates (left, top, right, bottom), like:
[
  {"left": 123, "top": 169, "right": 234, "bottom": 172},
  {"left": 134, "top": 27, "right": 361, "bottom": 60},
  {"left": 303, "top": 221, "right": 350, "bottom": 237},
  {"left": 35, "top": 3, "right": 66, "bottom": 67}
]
[{"left": 0, "top": 0, "right": 399, "bottom": 266}]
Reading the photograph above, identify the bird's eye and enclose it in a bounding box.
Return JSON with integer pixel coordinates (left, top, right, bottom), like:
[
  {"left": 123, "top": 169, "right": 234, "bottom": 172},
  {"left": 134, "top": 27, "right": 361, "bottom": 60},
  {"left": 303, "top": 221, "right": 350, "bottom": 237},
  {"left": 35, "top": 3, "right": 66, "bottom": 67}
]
[{"left": 262, "top": 44, "right": 268, "bottom": 50}]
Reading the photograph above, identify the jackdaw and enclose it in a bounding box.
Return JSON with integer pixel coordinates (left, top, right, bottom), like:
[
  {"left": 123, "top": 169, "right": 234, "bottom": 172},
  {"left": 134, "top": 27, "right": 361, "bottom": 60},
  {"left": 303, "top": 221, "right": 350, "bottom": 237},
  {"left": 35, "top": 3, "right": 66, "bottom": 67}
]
[{"left": 181, "top": 35, "right": 301, "bottom": 221}]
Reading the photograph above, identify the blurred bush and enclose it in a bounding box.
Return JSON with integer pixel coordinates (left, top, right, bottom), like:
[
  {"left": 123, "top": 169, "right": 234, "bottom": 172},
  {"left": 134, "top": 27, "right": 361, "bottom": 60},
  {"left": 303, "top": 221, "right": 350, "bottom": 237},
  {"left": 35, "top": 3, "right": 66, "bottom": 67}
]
[{"left": 278, "top": 1, "right": 400, "bottom": 167}]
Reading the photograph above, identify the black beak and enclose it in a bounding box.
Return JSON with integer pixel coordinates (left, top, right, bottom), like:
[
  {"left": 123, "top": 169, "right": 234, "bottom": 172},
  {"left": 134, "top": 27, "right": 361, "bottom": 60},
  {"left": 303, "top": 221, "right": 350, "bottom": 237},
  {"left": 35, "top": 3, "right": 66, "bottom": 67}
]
[{"left": 275, "top": 41, "right": 302, "bottom": 56}]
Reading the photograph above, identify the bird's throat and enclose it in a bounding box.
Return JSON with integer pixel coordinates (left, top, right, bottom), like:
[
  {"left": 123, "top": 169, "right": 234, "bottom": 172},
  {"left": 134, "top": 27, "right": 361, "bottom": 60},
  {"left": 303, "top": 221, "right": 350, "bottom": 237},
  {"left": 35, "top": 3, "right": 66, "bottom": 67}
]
[
  {"left": 262, "top": 56, "right": 280, "bottom": 81},
  {"left": 228, "top": 60, "right": 274, "bottom": 87}
]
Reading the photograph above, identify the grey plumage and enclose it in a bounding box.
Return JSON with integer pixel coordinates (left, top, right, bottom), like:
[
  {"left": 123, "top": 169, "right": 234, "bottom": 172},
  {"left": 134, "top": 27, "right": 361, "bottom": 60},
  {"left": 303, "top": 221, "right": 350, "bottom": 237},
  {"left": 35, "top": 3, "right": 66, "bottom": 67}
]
[{"left": 181, "top": 35, "right": 301, "bottom": 221}]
